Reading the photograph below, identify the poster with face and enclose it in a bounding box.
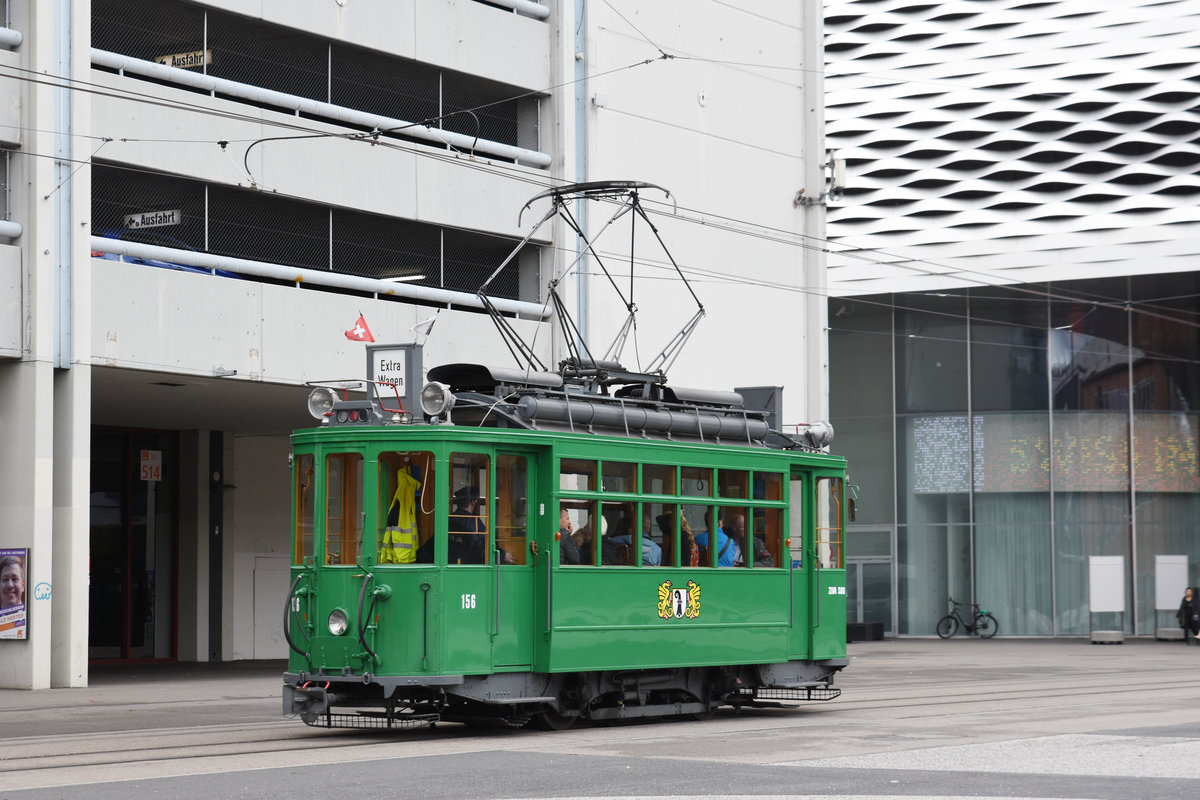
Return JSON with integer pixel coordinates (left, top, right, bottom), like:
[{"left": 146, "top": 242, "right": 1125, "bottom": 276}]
[{"left": 0, "top": 548, "right": 28, "bottom": 640}]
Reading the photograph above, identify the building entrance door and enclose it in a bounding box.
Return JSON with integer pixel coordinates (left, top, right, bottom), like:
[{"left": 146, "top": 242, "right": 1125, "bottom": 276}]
[
  {"left": 847, "top": 557, "right": 893, "bottom": 636},
  {"left": 89, "top": 430, "right": 178, "bottom": 661},
  {"left": 846, "top": 525, "right": 894, "bottom": 637}
]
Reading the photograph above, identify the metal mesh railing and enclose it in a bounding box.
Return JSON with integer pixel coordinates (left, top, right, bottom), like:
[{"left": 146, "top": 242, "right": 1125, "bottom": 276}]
[
  {"left": 92, "top": 0, "right": 536, "bottom": 153},
  {"left": 91, "top": 163, "right": 538, "bottom": 302}
]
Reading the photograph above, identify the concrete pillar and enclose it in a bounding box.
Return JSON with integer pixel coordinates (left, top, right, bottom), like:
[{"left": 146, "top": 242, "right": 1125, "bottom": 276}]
[
  {"left": 0, "top": 0, "right": 94, "bottom": 689},
  {"left": 51, "top": 367, "right": 90, "bottom": 687},
  {"left": 0, "top": 361, "right": 55, "bottom": 689}
]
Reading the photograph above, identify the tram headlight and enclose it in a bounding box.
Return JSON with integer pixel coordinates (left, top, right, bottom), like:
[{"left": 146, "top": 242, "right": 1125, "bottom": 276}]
[
  {"left": 307, "top": 387, "right": 338, "bottom": 420},
  {"left": 420, "top": 381, "right": 455, "bottom": 418},
  {"left": 327, "top": 608, "right": 349, "bottom": 636},
  {"left": 804, "top": 420, "right": 834, "bottom": 449}
]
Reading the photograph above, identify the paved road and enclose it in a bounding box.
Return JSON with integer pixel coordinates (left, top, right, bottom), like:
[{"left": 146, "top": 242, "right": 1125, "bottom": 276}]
[{"left": 1, "top": 638, "right": 1198, "bottom": 799}]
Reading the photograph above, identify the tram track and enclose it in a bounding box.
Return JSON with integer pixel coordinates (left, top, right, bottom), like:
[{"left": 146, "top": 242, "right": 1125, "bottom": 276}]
[
  {"left": 4, "top": 665, "right": 1196, "bottom": 785},
  {"left": 3, "top": 640, "right": 1197, "bottom": 794}
]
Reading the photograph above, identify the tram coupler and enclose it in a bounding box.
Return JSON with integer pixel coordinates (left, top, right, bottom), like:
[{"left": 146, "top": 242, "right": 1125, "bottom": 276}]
[{"left": 284, "top": 683, "right": 330, "bottom": 718}]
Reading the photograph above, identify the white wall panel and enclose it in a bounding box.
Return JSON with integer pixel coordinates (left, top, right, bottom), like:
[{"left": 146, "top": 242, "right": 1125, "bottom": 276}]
[
  {"left": 0, "top": 50, "right": 21, "bottom": 147},
  {"left": 414, "top": 1, "right": 548, "bottom": 89},
  {"left": 91, "top": 258, "right": 551, "bottom": 385},
  {"left": 0, "top": 245, "right": 20, "bottom": 357},
  {"left": 197, "top": 0, "right": 547, "bottom": 91},
  {"left": 581, "top": 1, "right": 823, "bottom": 423}
]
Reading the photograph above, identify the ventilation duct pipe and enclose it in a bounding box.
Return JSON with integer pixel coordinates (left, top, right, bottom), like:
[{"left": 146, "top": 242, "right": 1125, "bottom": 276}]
[{"left": 516, "top": 395, "right": 768, "bottom": 441}]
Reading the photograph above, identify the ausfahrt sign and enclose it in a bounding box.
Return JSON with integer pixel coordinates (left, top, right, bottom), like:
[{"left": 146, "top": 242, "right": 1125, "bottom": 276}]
[{"left": 124, "top": 209, "right": 182, "bottom": 229}]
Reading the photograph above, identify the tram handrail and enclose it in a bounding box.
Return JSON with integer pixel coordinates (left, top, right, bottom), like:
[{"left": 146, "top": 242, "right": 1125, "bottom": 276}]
[
  {"left": 357, "top": 572, "right": 380, "bottom": 665},
  {"left": 284, "top": 574, "right": 313, "bottom": 671},
  {"left": 419, "top": 582, "right": 431, "bottom": 670},
  {"left": 495, "top": 549, "right": 503, "bottom": 633}
]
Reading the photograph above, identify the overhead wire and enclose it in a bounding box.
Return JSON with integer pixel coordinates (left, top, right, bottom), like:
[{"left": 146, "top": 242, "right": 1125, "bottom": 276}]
[
  {"left": 2, "top": 22, "right": 1197, "bottom": 333},
  {"left": 13, "top": 124, "right": 1200, "bottom": 339}
]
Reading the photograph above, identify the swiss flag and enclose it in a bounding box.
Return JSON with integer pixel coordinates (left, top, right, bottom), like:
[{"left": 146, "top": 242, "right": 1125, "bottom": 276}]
[{"left": 344, "top": 314, "right": 375, "bottom": 342}]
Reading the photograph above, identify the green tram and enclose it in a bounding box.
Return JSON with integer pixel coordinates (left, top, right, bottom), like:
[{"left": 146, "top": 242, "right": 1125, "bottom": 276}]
[{"left": 282, "top": 354, "right": 850, "bottom": 730}]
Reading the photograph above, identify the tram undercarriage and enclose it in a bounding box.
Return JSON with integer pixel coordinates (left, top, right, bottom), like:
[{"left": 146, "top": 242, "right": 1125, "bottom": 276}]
[{"left": 284, "top": 659, "right": 845, "bottom": 731}]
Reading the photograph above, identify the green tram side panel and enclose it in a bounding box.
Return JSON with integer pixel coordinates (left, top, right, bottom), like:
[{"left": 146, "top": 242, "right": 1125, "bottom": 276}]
[
  {"left": 494, "top": 567, "right": 534, "bottom": 670},
  {"left": 439, "top": 566, "right": 497, "bottom": 674},
  {"left": 546, "top": 569, "right": 792, "bottom": 672},
  {"left": 812, "top": 568, "right": 848, "bottom": 660},
  {"left": 786, "top": 569, "right": 811, "bottom": 661}
]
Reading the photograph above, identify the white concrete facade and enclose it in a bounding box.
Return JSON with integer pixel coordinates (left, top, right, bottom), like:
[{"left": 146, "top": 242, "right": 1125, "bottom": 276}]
[{"left": 0, "top": 0, "right": 826, "bottom": 686}]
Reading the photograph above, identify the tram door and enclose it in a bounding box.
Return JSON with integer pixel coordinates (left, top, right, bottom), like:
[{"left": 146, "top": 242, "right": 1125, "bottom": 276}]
[
  {"left": 492, "top": 451, "right": 537, "bottom": 667},
  {"left": 810, "top": 476, "right": 847, "bottom": 658}
]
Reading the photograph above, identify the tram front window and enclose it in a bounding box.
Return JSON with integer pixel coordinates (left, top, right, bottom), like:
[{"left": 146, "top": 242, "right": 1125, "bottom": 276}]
[
  {"left": 325, "top": 453, "right": 363, "bottom": 565},
  {"left": 378, "top": 451, "right": 434, "bottom": 565},
  {"left": 293, "top": 454, "right": 315, "bottom": 563}
]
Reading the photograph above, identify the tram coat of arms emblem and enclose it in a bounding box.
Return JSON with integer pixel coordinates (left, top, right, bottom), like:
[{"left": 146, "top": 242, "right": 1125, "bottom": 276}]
[{"left": 657, "top": 580, "right": 700, "bottom": 620}]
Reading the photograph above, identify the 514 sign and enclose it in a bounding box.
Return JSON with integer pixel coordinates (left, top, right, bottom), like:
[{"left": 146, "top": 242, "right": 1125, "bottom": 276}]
[{"left": 140, "top": 449, "right": 162, "bottom": 482}]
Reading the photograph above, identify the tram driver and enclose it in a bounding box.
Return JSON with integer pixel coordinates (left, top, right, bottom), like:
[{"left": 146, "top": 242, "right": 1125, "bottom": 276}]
[{"left": 448, "top": 487, "right": 516, "bottom": 565}]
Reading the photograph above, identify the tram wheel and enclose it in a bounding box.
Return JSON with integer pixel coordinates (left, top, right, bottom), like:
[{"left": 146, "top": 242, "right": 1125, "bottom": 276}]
[
  {"left": 531, "top": 709, "right": 577, "bottom": 731},
  {"left": 936, "top": 615, "right": 958, "bottom": 638}
]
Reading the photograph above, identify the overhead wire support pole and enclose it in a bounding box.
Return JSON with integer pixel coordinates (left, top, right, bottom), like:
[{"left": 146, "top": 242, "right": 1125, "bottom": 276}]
[
  {"left": 646, "top": 307, "right": 705, "bottom": 375},
  {"left": 477, "top": 203, "right": 557, "bottom": 297},
  {"left": 472, "top": 180, "right": 698, "bottom": 381},
  {"left": 632, "top": 200, "right": 703, "bottom": 311},
  {"left": 477, "top": 292, "right": 547, "bottom": 372},
  {"left": 548, "top": 286, "right": 596, "bottom": 370},
  {"left": 556, "top": 198, "right": 635, "bottom": 308}
]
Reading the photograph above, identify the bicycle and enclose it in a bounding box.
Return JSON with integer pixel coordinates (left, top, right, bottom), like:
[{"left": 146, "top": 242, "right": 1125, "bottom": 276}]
[{"left": 936, "top": 597, "right": 998, "bottom": 639}]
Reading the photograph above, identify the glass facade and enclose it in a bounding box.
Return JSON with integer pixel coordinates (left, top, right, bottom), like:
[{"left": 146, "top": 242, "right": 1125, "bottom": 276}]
[{"left": 830, "top": 274, "right": 1200, "bottom": 635}]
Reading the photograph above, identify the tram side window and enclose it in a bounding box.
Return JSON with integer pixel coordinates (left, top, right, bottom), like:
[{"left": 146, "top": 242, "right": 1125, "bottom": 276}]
[
  {"left": 816, "top": 477, "right": 844, "bottom": 569},
  {"left": 600, "top": 501, "right": 639, "bottom": 565},
  {"left": 449, "top": 453, "right": 491, "bottom": 565},
  {"left": 719, "top": 469, "right": 749, "bottom": 499},
  {"left": 561, "top": 503, "right": 600, "bottom": 566},
  {"left": 496, "top": 454, "right": 528, "bottom": 566},
  {"left": 560, "top": 458, "right": 597, "bottom": 491},
  {"left": 643, "top": 502, "right": 671, "bottom": 565},
  {"left": 642, "top": 464, "right": 676, "bottom": 496},
  {"left": 377, "top": 451, "right": 434, "bottom": 565},
  {"left": 560, "top": 501, "right": 596, "bottom": 565},
  {"left": 754, "top": 508, "right": 782, "bottom": 567},
  {"left": 756, "top": 472, "right": 783, "bottom": 502},
  {"left": 602, "top": 461, "right": 636, "bottom": 493},
  {"left": 652, "top": 504, "right": 699, "bottom": 566},
  {"left": 724, "top": 505, "right": 750, "bottom": 568},
  {"left": 325, "top": 453, "right": 363, "bottom": 565},
  {"left": 752, "top": 471, "right": 783, "bottom": 568},
  {"left": 683, "top": 504, "right": 717, "bottom": 566},
  {"left": 293, "top": 453, "right": 315, "bottom": 563},
  {"left": 681, "top": 466, "right": 712, "bottom": 499}
]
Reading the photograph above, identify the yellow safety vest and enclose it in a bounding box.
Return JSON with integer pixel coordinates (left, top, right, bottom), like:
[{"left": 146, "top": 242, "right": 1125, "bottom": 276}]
[{"left": 380, "top": 468, "right": 421, "bottom": 563}]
